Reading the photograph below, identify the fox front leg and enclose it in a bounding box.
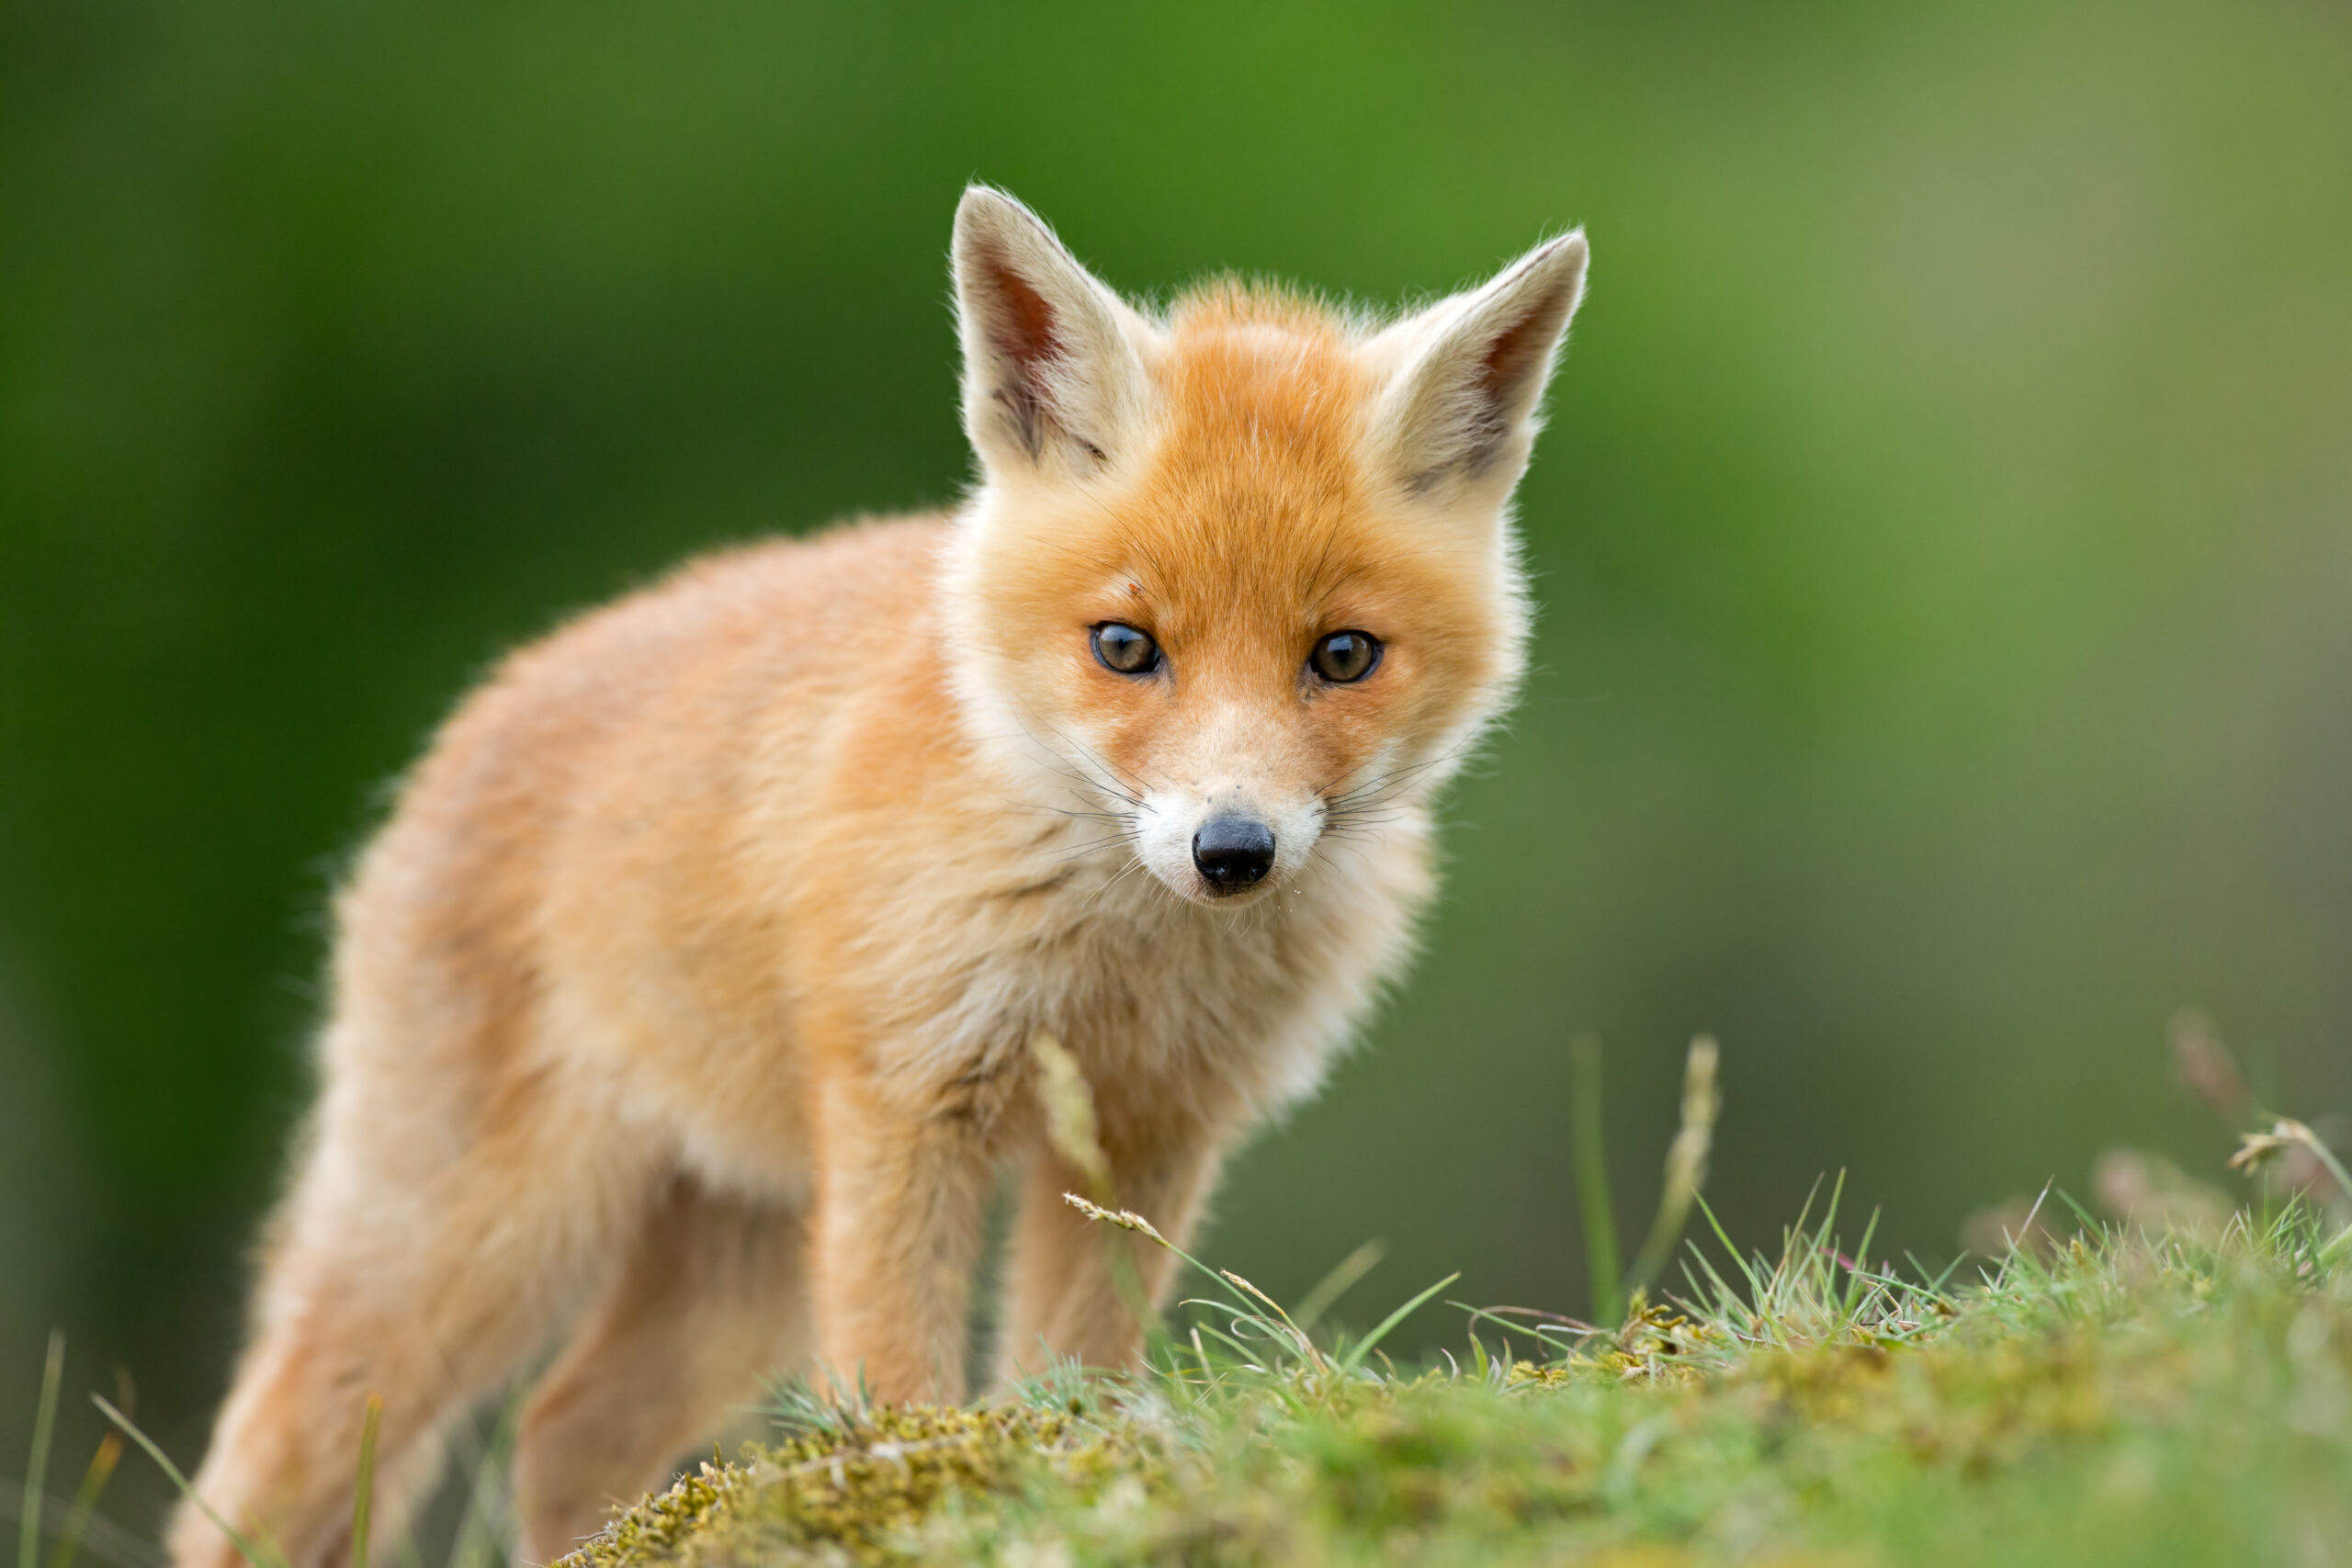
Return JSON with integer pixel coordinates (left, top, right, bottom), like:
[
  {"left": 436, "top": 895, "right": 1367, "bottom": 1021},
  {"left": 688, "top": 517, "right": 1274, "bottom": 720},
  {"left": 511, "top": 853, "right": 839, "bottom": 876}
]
[
  {"left": 994, "top": 1123, "right": 1227, "bottom": 1383},
  {"left": 808, "top": 1081, "right": 995, "bottom": 1405}
]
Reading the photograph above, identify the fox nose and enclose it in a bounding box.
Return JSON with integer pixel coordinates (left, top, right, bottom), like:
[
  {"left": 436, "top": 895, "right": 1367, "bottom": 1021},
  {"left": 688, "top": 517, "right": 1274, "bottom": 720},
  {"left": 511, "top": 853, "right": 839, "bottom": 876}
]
[{"left": 1192, "top": 816, "right": 1276, "bottom": 889}]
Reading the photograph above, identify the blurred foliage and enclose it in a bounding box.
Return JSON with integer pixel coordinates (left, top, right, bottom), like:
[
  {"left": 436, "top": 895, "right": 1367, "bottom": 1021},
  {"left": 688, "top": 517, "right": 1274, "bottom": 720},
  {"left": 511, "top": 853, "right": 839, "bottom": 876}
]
[{"left": 2, "top": 0, "right": 2349, "bottom": 1513}]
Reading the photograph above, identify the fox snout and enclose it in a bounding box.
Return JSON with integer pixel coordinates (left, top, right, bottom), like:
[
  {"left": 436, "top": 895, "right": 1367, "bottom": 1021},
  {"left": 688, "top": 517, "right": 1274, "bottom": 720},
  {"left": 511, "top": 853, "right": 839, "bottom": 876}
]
[
  {"left": 1135, "top": 783, "right": 1325, "bottom": 904},
  {"left": 1192, "top": 814, "right": 1276, "bottom": 890}
]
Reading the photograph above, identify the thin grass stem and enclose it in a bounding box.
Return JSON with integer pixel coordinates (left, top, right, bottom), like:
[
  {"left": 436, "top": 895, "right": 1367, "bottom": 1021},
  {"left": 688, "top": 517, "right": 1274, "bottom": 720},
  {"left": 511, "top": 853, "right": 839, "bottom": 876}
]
[
  {"left": 1623, "top": 1037, "right": 1720, "bottom": 1308},
  {"left": 348, "top": 1395, "right": 383, "bottom": 1568},
  {"left": 91, "top": 1396, "right": 280, "bottom": 1568},
  {"left": 1292, "top": 1241, "right": 1385, "bottom": 1336},
  {"left": 19, "top": 1333, "right": 63, "bottom": 1568},
  {"left": 447, "top": 1393, "right": 523, "bottom": 1568},
  {"left": 45, "top": 1433, "right": 121, "bottom": 1568},
  {"left": 1335, "top": 1273, "right": 1460, "bottom": 1375},
  {"left": 1569, "top": 1035, "right": 1623, "bottom": 1325}
]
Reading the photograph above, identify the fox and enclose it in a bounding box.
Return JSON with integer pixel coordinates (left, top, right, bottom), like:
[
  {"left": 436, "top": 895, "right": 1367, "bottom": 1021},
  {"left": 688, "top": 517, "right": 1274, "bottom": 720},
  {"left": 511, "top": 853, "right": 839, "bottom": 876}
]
[{"left": 172, "top": 186, "right": 1589, "bottom": 1568}]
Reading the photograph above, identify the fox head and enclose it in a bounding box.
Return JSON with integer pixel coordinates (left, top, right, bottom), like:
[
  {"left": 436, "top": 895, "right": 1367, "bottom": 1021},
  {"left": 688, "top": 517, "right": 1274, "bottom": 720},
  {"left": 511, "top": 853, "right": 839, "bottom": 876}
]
[{"left": 941, "top": 186, "right": 1587, "bottom": 908}]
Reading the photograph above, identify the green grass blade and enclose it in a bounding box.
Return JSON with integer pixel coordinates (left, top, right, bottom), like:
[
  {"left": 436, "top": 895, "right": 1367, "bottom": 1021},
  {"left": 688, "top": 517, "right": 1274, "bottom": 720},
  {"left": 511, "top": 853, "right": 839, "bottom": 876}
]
[
  {"left": 447, "top": 1393, "right": 523, "bottom": 1568},
  {"left": 45, "top": 1431, "right": 122, "bottom": 1568},
  {"left": 1179, "top": 1315, "right": 1272, "bottom": 1367},
  {"left": 1815, "top": 1169, "right": 1848, "bottom": 1281},
  {"left": 1446, "top": 1303, "right": 1570, "bottom": 1355},
  {"left": 1840, "top": 1207, "right": 1883, "bottom": 1323},
  {"left": 1063, "top": 1195, "right": 1287, "bottom": 1349},
  {"left": 1905, "top": 1249, "right": 1966, "bottom": 1298},
  {"left": 1186, "top": 1326, "right": 1220, "bottom": 1396},
  {"left": 2052, "top": 1186, "right": 2101, "bottom": 1235},
  {"left": 91, "top": 1396, "right": 281, "bottom": 1568},
  {"left": 1292, "top": 1240, "right": 1385, "bottom": 1336},
  {"left": 1693, "top": 1193, "right": 1765, "bottom": 1306},
  {"left": 1992, "top": 1184, "right": 2057, "bottom": 1291},
  {"left": 348, "top": 1394, "right": 383, "bottom": 1568},
  {"left": 1215, "top": 1270, "right": 1322, "bottom": 1368},
  {"left": 1623, "top": 1036, "right": 1722, "bottom": 1310},
  {"left": 20, "top": 1333, "right": 63, "bottom": 1568},
  {"left": 1569, "top": 1035, "right": 1623, "bottom": 1325},
  {"left": 1337, "top": 1273, "right": 1460, "bottom": 1375}
]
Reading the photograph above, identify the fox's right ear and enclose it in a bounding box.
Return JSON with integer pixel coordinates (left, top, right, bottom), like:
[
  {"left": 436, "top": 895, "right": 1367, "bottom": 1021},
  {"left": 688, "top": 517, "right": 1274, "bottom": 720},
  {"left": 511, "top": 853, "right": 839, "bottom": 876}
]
[{"left": 953, "top": 186, "right": 1152, "bottom": 479}]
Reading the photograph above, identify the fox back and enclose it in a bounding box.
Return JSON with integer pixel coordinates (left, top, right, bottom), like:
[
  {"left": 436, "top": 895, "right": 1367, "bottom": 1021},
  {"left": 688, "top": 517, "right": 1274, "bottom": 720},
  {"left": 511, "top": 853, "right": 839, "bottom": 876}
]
[{"left": 173, "top": 188, "right": 1588, "bottom": 1568}]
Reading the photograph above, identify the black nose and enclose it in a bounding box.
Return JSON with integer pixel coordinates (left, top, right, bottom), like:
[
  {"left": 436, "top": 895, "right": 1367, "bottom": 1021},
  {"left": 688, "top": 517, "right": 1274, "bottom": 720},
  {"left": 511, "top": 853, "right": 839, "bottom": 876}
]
[{"left": 1192, "top": 816, "right": 1276, "bottom": 889}]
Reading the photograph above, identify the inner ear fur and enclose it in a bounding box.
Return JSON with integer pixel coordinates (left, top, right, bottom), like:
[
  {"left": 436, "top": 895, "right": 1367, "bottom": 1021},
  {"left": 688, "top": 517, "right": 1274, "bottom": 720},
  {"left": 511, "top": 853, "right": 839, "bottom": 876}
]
[
  {"left": 1374, "top": 230, "right": 1589, "bottom": 495},
  {"left": 952, "top": 186, "right": 1151, "bottom": 476}
]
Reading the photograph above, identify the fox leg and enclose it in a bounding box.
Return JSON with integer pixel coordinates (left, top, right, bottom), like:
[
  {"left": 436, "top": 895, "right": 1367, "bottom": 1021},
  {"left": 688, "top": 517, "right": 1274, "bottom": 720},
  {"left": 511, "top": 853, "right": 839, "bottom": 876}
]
[
  {"left": 808, "top": 1083, "right": 994, "bottom": 1406},
  {"left": 513, "top": 1177, "right": 812, "bottom": 1564},
  {"left": 171, "top": 1086, "right": 650, "bottom": 1568},
  {"left": 993, "top": 1127, "right": 1225, "bottom": 1384}
]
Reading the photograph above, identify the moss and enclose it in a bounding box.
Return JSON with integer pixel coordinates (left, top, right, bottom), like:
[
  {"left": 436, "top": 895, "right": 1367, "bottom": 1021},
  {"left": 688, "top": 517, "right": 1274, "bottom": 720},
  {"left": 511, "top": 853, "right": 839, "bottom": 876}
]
[
  {"left": 553, "top": 1213, "right": 2350, "bottom": 1566},
  {"left": 1508, "top": 1296, "right": 1726, "bottom": 1390},
  {"left": 560, "top": 1402, "right": 1155, "bottom": 1568}
]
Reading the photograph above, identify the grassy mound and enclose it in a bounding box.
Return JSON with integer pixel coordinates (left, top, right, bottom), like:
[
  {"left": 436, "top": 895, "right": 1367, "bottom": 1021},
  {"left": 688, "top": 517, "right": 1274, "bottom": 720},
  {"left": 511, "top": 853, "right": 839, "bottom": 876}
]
[
  {"left": 24, "top": 1034, "right": 2344, "bottom": 1568},
  {"left": 561, "top": 1196, "right": 2351, "bottom": 1567}
]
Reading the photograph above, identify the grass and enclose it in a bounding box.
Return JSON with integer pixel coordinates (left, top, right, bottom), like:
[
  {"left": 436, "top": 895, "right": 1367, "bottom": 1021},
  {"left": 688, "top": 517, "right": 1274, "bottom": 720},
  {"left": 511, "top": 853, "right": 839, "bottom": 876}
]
[
  {"left": 17, "top": 1027, "right": 2352, "bottom": 1567},
  {"left": 548, "top": 1192, "right": 2348, "bottom": 1567},
  {"left": 547, "top": 1033, "right": 2350, "bottom": 1566}
]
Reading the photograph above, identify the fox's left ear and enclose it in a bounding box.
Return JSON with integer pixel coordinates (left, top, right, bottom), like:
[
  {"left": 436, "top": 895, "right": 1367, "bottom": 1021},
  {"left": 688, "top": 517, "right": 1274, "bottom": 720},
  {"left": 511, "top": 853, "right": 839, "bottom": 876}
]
[{"left": 1371, "top": 230, "right": 1589, "bottom": 499}]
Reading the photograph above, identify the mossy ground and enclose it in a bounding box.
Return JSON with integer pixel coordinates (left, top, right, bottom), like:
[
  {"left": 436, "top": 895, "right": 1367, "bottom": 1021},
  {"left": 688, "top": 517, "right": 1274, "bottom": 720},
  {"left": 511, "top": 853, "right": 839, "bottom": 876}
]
[
  {"left": 22, "top": 1040, "right": 2346, "bottom": 1568},
  {"left": 559, "top": 1202, "right": 2351, "bottom": 1568}
]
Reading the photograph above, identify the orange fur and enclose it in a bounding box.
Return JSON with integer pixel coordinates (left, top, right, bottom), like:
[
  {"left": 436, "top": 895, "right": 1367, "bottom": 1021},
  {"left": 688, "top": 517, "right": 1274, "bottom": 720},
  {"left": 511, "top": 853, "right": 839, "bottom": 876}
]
[{"left": 174, "top": 188, "right": 1587, "bottom": 1568}]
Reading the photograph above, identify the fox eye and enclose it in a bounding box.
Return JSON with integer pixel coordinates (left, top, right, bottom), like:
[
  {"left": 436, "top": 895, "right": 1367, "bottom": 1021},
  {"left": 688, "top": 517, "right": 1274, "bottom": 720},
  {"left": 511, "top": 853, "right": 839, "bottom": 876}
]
[
  {"left": 1091, "top": 622, "right": 1161, "bottom": 675},
  {"left": 1309, "top": 630, "right": 1382, "bottom": 683}
]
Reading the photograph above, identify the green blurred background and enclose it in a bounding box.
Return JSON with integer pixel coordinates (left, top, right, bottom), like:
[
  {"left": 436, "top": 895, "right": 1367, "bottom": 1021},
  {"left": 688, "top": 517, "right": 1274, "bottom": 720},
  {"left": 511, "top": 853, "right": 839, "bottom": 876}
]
[{"left": 4, "top": 0, "right": 2349, "bottom": 1529}]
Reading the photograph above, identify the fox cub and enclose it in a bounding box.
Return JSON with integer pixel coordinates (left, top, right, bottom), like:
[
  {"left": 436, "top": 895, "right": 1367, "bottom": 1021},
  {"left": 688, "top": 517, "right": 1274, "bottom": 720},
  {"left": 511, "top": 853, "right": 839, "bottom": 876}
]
[{"left": 175, "top": 187, "right": 1588, "bottom": 1568}]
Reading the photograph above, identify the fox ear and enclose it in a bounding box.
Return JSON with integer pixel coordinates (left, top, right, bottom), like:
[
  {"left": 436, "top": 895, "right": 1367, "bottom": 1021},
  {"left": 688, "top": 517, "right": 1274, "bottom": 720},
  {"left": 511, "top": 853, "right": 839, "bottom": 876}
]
[
  {"left": 953, "top": 186, "right": 1151, "bottom": 478},
  {"left": 1373, "top": 230, "right": 1589, "bottom": 497}
]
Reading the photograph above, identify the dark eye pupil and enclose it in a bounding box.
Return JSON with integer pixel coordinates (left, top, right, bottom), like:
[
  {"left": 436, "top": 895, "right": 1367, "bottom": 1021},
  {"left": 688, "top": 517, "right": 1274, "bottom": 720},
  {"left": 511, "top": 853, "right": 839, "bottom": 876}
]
[
  {"left": 1093, "top": 623, "right": 1159, "bottom": 674},
  {"left": 1314, "top": 631, "right": 1379, "bottom": 682}
]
